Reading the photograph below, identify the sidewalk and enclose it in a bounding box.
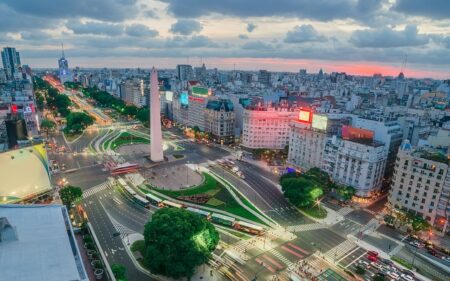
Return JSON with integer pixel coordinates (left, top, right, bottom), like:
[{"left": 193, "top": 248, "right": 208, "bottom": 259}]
[{"left": 190, "top": 264, "right": 227, "bottom": 281}]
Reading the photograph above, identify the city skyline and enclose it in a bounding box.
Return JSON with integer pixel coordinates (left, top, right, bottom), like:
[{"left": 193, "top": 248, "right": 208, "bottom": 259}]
[{"left": 0, "top": 0, "right": 449, "bottom": 79}]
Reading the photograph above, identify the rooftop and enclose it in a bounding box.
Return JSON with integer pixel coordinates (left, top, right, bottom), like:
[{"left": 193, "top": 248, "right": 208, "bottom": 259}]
[{"left": 0, "top": 204, "right": 88, "bottom": 281}]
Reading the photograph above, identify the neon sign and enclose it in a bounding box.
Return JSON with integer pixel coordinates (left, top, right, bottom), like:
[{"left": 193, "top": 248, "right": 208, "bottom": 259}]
[
  {"left": 189, "top": 96, "right": 205, "bottom": 103},
  {"left": 298, "top": 109, "right": 312, "bottom": 123}
]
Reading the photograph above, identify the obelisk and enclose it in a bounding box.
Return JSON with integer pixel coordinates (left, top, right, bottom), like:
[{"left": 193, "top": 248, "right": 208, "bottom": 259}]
[{"left": 150, "top": 67, "right": 164, "bottom": 162}]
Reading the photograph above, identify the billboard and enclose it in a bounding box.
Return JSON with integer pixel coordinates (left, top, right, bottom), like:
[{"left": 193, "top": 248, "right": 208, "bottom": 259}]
[
  {"left": 180, "top": 91, "right": 189, "bottom": 106},
  {"left": 191, "top": 86, "right": 209, "bottom": 96},
  {"left": 312, "top": 114, "right": 328, "bottom": 131},
  {"left": 165, "top": 91, "right": 173, "bottom": 102},
  {"left": 342, "top": 125, "right": 374, "bottom": 141},
  {"left": 298, "top": 109, "right": 312, "bottom": 123}
]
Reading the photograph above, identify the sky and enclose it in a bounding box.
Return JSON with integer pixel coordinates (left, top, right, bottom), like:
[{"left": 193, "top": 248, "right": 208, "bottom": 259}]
[{"left": 1, "top": 0, "right": 450, "bottom": 79}]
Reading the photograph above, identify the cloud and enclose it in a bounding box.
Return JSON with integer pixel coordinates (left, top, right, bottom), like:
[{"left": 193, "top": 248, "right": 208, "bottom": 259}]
[
  {"left": 143, "top": 9, "right": 159, "bottom": 19},
  {"left": 284, "top": 24, "right": 327, "bottom": 43},
  {"left": 0, "top": 3, "right": 57, "bottom": 31},
  {"left": 242, "top": 41, "right": 274, "bottom": 50},
  {"left": 1, "top": 0, "right": 139, "bottom": 22},
  {"left": 66, "top": 20, "right": 124, "bottom": 36},
  {"left": 160, "top": 0, "right": 383, "bottom": 22},
  {"left": 125, "top": 24, "right": 158, "bottom": 37},
  {"left": 169, "top": 19, "right": 203, "bottom": 35},
  {"left": 165, "top": 35, "right": 218, "bottom": 48},
  {"left": 247, "top": 23, "right": 257, "bottom": 33},
  {"left": 393, "top": 0, "right": 450, "bottom": 20},
  {"left": 238, "top": 34, "right": 249, "bottom": 40},
  {"left": 20, "top": 31, "right": 51, "bottom": 41},
  {"left": 350, "top": 25, "right": 430, "bottom": 48}
]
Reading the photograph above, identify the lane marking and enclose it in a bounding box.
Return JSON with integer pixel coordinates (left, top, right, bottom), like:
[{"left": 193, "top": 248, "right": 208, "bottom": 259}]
[
  {"left": 281, "top": 246, "right": 304, "bottom": 259},
  {"left": 287, "top": 243, "right": 310, "bottom": 255},
  {"left": 262, "top": 254, "right": 284, "bottom": 269}
]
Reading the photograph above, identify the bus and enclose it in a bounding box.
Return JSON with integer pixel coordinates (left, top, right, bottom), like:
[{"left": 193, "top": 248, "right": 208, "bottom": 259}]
[
  {"left": 145, "top": 193, "right": 163, "bottom": 207},
  {"left": 111, "top": 162, "right": 139, "bottom": 175},
  {"left": 161, "top": 200, "right": 184, "bottom": 209},
  {"left": 133, "top": 194, "right": 150, "bottom": 208},
  {"left": 186, "top": 207, "right": 211, "bottom": 219},
  {"left": 211, "top": 213, "right": 235, "bottom": 227},
  {"left": 234, "top": 221, "right": 265, "bottom": 235}
]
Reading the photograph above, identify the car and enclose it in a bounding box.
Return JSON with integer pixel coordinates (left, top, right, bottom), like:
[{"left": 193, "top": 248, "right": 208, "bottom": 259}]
[
  {"left": 400, "top": 273, "right": 414, "bottom": 281},
  {"left": 388, "top": 271, "right": 400, "bottom": 280},
  {"left": 368, "top": 251, "right": 379, "bottom": 257},
  {"left": 358, "top": 260, "right": 370, "bottom": 268},
  {"left": 400, "top": 269, "right": 415, "bottom": 277},
  {"left": 368, "top": 255, "right": 378, "bottom": 262}
]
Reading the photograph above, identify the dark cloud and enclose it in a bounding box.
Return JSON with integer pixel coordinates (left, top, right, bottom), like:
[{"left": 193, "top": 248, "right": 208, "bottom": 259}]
[
  {"left": 238, "top": 34, "right": 249, "bottom": 40},
  {"left": 247, "top": 23, "right": 257, "bottom": 32},
  {"left": 393, "top": 0, "right": 450, "bottom": 20},
  {"left": 0, "top": 3, "right": 57, "bottom": 31},
  {"left": 284, "top": 25, "right": 327, "bottom": 43},
  {"left": 66, "top": 20, "right": 124, "bottom": 36},
  {"left": 160, "top": 0, "right": 382, "bottom": 22},
  {"left": 169, "top": 19, "right": 203, "bottom": 35},
  {"left": 2, "top": 0, "right": 138, "bottom": 22},
  {"left": 350, "top": 25, "right": 429, "bottom": 48},
  {"left": 125, "top": 24, "right": 159, "bottom": 37}
]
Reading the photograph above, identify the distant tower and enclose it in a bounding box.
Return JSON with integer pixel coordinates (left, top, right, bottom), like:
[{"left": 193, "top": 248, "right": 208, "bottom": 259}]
[
  {"left": 150, "top": 67, "right": 164, "bottom": 162},
  {"left": 58, "top": 43, "right": 71, "bottom": 84}
]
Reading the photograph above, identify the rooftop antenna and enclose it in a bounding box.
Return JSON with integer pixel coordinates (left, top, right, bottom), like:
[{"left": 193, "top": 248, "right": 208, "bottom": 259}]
[{"left": 61, "top": 42, "right": 65, "bottom": 58}]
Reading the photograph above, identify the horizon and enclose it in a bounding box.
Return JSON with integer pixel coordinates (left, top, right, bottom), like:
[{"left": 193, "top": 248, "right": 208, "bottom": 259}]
[{"left": 1, "top": 1, "right": 449, "bottom": 80}]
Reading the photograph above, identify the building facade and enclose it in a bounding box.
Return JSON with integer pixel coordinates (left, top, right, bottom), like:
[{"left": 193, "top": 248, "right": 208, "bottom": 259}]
[
  {"left": 242, "top": 106, "right": 297, "bottom": 150},
  {"left": 388, "top": 141, "right": 449, "bottom": 233},
  {"left": 1, "top": 47, "right": 21, "bottom": 80},
  {"left": 204, "top": 99, "right": 235, "bottom": 144},
  {"left": 323, "top": 136, "right": 387, "bottom": 197}
]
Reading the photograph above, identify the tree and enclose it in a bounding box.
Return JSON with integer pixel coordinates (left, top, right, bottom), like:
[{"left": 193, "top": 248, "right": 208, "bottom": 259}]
[
  {"left": 40, "top": 118, "right": 56, "bottom": 137},
  {"left": 111, "top": 264, "right": 127, "bottom": 281},
  {"left": 65, "top": 112, "right": 94, "bottom": 133},
  {"left": 143, "top": 208, "right": 219, "bottom": 279},
  {"left": 59, "top": 185, "right": 82, "bottom": 208},
  {"left": 281, "top": 177, "right": 323, "bottom": 207},
  {"left": 372, "top": 274, "right": 386, "bottom": 281}
]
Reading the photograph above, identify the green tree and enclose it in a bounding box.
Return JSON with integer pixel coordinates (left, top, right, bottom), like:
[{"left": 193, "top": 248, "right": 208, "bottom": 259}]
[
  {"left": 111, "top": 264, "right": 127, "bottom": 281},
  {"left": 65, "top": 112, "right": 94, "bottom": 133},
  {"left": 40, "top": 118, "right": 56, "bottom": 137},
  {"left": 281, "top": 177, "right": 323, "bottom": 207},
  {"left": 372, "top": 274, "right": 386, "bottom": 281},
  {"left": 59, "top": 185, "right": 82, "bottom": 208},
  {"left": 123, "top": 105, "right": 138, "bottom": 116},
  {"left": 143, "top": 208, "right": 219, "bottom": 279},
  {"left": 136, "top": 107, "right": 150, "bottom": 124}
]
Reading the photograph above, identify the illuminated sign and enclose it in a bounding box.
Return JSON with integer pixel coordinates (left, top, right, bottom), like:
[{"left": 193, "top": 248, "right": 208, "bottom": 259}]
[
  {"left": 342, "top": 125, "right": 374, "bottom": 141},
  {"left": 165, "top": 91, "right": 173, "bottom": 102},
  {"left": 180, "top": 91, "right": 189, "bottom": 105},
  {"left": 10, "top": 104, "right": 18, "bottom": 113},
  {"left": 298, "top": 109, "right": 312, "bottom": 123},
  {"left": 189, "top": 96, "right": 205, "bottom": 103},
  {"left": 312, "top": 114, "right": 327, "bottom": 130},
  {"left": 191, "top": 86, "right": 209, "bottom": 97}
]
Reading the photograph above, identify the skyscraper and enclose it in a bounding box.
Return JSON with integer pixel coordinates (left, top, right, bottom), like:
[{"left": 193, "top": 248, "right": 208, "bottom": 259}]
[
  {"left": 1, "top": 47, "right": 21, "bottom": 80},
  {"left": 150, "top": 67, "right": 164, "bottom": 162},
  {"left": 58, "top": 43, "right": 71, "bottom": 84},
  {"left": 176, "top": 64, "right": 194, "bottom": 81}
]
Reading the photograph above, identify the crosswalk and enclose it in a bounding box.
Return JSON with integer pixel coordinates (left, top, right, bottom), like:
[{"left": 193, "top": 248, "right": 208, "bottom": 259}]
[
  {"left": 337, "top": 207, "right": 353, "bottom": 216},
  {"left": 324, "top": 240, "right": 357, "bottom": 261},
  {"left": 105, "top": 210, "right": 135, "bottom": 239},
  {"left": 268, "top": 249, "right": 294, "bottom": 268},
  {"left": 82, "top": 182, "right": 110, "bottom": 199},
  {"left": 287, "top": 223, "right": 326, "bottom": 233}
]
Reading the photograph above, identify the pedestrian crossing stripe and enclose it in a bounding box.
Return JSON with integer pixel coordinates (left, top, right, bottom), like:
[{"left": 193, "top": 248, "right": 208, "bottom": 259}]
[
  {"left": 287, "top": 223, "right": 326, "bottom": 232},
  {"left": 324, "top": 240, "right": 357, "bottom": 261},
  {"left": 269, "top": 249, "right": 294, "bottom": 268},
  {"left": 82, "top": 182, "right": 109, "bottom": 199},
  {"left": 105, "top": 210, "right": 135, "bottom": 239}
]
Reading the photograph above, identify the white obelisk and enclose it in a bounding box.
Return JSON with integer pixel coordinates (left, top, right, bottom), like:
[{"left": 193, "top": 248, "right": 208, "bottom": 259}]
[{"left": 150, "top": 67, "right": 164, "bottom": 162}]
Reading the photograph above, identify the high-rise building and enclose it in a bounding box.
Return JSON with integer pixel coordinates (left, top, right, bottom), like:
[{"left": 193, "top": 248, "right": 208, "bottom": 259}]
[
  {"left": 388, "top": 140, "right": 449, "bottom": 233},
  {"left": 58, "top": 44, "right": 71, "bottom": 84},
  {"left": 1, "top": 47, "right": 21, "bottom": 80},
  {"left": 176, "top": 64, "right": 194, "bottom": 82},
  {"left": 119, "top": 78, "right": 145, "bottom": 107},
  {"left": 258, "top": 70, "right": 271, "bottom": 87},
  {"left": 150, "top": 67, "right": 164, "bottom": 162}
]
